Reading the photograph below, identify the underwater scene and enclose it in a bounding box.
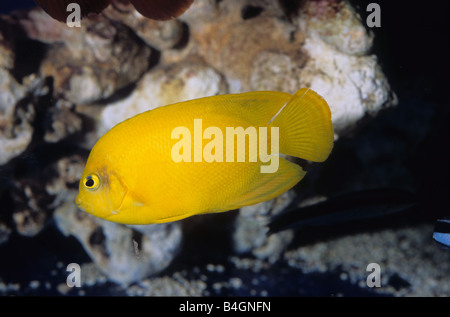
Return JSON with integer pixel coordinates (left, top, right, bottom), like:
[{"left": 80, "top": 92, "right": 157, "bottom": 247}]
[{"left": 0, "top": 0, "right": 449, "bottom": 298}]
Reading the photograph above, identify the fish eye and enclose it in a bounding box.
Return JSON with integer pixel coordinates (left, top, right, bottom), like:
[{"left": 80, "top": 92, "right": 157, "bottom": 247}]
[{"left": 84, "top": 174, "right": 101, "bottom": 191}]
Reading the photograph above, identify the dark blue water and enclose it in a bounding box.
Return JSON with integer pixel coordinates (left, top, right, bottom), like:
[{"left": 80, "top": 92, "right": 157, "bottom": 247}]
[{"left": 0, "top": 1, "right": 36, "bottom": 14}]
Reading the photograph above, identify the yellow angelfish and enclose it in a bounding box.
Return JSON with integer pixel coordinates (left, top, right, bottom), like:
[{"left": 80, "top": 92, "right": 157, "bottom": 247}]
[{"left": 75, "top": 88, "right": 334, "bottom": 225}]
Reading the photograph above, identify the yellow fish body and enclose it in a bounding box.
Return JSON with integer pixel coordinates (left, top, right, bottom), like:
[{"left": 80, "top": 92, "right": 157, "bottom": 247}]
[{"left": 75, "top": 88, "right": 334, "bottom": 225}]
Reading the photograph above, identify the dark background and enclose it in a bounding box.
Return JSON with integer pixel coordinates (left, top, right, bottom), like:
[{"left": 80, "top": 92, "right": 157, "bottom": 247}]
[{"left": 0, "top": 0, "right": 36, "bottom": 14}]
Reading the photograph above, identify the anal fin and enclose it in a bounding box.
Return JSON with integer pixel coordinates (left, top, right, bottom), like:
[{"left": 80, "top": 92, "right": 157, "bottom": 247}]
[{"left": 222, "top": 158, "right": 306, "bottom": 211}]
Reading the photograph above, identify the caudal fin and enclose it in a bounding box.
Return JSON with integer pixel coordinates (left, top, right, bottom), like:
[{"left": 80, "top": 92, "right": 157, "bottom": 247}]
[{"left": 269, "top": 88, "right": 334, "bottom": 162}]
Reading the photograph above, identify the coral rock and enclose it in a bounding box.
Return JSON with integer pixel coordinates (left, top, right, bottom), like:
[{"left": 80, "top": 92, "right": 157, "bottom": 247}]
[
  {"left": 103, "top": 1, "right": 187, "bottom": 50},
  {"left": 299, "top": 37, "right": 396, "bottom": 132},
  {"left": 233, "top": 191, "right": 295, "bottom": 263},
  {"left": 99, "top": 60, "right": 227, "bottom": 135},
  {"left": 297, "top": 0, "right": 374, "bottom": 56},
  {"left": 18, "top": 9, "right": 153, "bottom": 104},
  {"left": 0, "top": 68, "right": 29, "bottom": 166},
  {"left": 54, "top": 195, "right": 183, "bottom": 285}
]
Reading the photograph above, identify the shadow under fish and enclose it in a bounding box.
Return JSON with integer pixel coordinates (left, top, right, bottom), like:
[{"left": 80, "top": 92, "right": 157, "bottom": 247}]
[{"left": 267, "top": 187, "right": 450, "bottom": 250}]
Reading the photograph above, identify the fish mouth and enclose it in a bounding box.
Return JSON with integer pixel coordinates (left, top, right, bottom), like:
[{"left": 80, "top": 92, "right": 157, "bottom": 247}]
[{"left": 75, "top": 195, "right": 85, "bottom": 211}]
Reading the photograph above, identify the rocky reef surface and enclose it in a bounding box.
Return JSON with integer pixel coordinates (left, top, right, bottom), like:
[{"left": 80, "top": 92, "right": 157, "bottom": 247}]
[{"left": 0, "top": 0, "right": 448, "bottom": 296}]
